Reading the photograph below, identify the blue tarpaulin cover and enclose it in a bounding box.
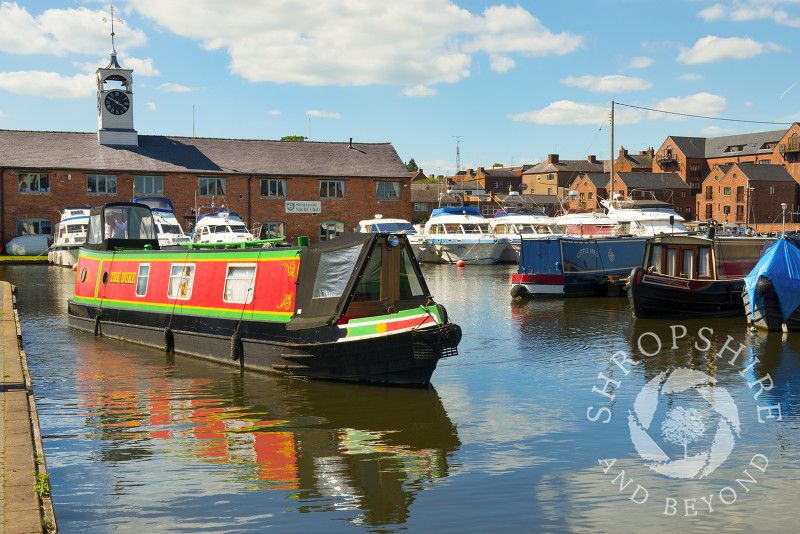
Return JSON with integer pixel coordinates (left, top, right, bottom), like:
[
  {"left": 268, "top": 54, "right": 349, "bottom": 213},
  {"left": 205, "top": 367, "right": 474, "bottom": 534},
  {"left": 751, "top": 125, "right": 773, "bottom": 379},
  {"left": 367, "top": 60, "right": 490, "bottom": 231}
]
[{"left": 744, "top": 238, "right": 800, "bottom": 321}]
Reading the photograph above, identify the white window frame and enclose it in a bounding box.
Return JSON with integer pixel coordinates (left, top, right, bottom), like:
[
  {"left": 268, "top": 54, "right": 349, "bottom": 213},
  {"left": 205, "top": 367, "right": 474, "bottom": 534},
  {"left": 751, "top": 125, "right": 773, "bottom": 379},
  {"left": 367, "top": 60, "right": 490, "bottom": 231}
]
[
  {"left": 136, "top": 264, "right": 150, "bottom": 297},
  {"left": 168, "top": 263, "right": 196, "bottom": 300},
  {"left": 223, "top": 263, "right": 257, "bottom": 304}
]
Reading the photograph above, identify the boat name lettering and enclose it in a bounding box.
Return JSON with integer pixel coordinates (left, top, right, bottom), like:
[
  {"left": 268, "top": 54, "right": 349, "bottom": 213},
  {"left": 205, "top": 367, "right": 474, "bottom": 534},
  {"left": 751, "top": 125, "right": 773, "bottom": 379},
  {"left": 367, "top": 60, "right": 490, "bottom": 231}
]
[
  {"left": 577, "top": 247, "right": 599, "bottom": 257},
  {"left": 109, "top": 271, "right": 136, "bottom": 284}
]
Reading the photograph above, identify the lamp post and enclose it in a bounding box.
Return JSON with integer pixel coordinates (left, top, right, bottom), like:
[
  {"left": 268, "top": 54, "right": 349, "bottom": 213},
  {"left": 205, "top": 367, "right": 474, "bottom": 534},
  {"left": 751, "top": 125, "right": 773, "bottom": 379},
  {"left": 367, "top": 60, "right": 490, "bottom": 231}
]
[{"left": 782, "top": 202, "right": 787, "bottom": 237}]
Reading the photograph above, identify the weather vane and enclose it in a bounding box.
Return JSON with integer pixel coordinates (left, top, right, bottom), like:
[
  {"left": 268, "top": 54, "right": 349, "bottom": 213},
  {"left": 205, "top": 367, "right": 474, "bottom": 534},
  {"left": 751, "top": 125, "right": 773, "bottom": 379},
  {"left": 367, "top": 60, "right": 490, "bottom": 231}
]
[{"left": 102, "top": 5, "right": 124, "bottom": 50}]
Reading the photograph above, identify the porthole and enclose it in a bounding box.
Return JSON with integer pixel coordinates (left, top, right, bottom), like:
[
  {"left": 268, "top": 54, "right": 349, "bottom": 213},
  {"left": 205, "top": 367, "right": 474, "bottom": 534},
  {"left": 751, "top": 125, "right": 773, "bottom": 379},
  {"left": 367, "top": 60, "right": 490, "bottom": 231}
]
[
  {"left": 102, "top": 271, "right": 108, "bottom": 285},
  {"left": 81, "top": 268, "right": 87, "bottom": 282}
]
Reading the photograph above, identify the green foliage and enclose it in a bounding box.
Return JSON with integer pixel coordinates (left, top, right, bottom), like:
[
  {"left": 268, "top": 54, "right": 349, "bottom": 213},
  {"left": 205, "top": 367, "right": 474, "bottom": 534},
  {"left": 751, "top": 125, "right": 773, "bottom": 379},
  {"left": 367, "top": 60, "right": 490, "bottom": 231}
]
[
  {"left": 406, "top": 158, "right": 419, "bottom": 172},
  {"left": 492, "top": 162, "right": 503, "bottom": 167},
  {"left": 34, "top": 472, "right": 51, "bottom": 498},
  {"left": 41, "top": 518, "right": 54, "bottom": 532},
  {"left": 280, "top": 135, "right": 307, "bottom": 142}
]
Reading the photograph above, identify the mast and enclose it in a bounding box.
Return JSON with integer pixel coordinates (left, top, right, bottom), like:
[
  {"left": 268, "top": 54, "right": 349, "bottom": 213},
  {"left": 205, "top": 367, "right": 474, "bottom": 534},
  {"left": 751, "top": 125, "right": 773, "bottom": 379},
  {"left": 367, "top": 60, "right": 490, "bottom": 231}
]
[{"left": 610, "top": 100, "right": 615, "bottom": 203}]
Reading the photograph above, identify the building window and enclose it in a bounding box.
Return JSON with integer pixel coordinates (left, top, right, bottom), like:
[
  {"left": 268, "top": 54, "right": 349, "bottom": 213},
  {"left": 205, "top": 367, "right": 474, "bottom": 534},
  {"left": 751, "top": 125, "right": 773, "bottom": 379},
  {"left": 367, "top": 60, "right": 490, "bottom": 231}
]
[
  {"left": 482, "top": 206, "right": 494, "bottom": 216},
  {"left": 548, "top": 187, "right": 553, "bottom": 195},
  {"left": 705, "top": 186, "right": 713, "bottom": 200},
  {"left": 723, "top": 206, "right": 731, "bottom": 215},
  {"left": 681, "top": 191, "right": 687, "bottom": 198},
  {"left": 198, "top": 177, "right": 225, "bottom": 197},
  {"left": 493, "top": 181, "right": 499, "bottom": 189},
  {"left": 320, "top": 221, "right": 344, "bottom": 240},
  {"left": 168, "top": 264, "right": 195, "bottom": 300},
  {"left": 256, "top": 222, "right": 286, "bottom": 239},
  {"left": 770, "top": 186, "right": 776, "bottom": 195},
  {"left": 223, "top": 264, "right": 256, "bottom": 304},
  {"left": 588, "top": 192, "right": 594, "bottom": 199},
  {"left": 320, "top": 180, "right": 345, "bottom": 199},
  {"left": 260, "top": 179, "right": 286, "bottom": 198},
  {"left": 376, "top": 181, "right": 400, "bottom": 200},
  {"left": 705, "top": 204, "right": 713, "bottom": 219},
  {"left": 723, "top": 187, "right": 731, "bottom": 196},
  {"left": 136, "top": 264, "right": 150, "bottom": 297},
  {"left": 690, "top": 164, "right": 700, "bottom": 172},
  {"left": 18, "top": 173, "right": 50, "bottom": 193},
  {"left": 134, "top": 175, "right": 164, "bottom": 195},
  {"left": 16, "top": 218, "right": 52, "bottom": 236},
  {"left": 87, "top": 174, "right": 117, "bottom": 194},
  {"left": 414, "top": 203, "right": 428, "bottom": 211},
  {"left": 759, "top": 159, "right": 771, "bottom": 164},
  {"left": 547, "top": 174, "right": 554, "bottom": 181}
]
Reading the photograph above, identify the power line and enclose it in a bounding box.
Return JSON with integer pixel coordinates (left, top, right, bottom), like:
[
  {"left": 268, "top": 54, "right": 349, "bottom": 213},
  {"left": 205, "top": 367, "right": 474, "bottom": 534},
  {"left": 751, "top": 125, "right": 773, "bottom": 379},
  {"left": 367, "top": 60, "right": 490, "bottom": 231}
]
[{"left": 615, "top": 101, "right": 793, "bottom": 125}]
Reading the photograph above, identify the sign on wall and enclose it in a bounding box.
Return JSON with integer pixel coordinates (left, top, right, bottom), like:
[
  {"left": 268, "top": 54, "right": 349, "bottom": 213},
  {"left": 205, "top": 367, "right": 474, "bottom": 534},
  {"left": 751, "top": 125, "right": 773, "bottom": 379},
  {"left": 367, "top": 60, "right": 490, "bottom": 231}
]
[{"left": 285, "top": 201, "right": 321, "bottom": 214}]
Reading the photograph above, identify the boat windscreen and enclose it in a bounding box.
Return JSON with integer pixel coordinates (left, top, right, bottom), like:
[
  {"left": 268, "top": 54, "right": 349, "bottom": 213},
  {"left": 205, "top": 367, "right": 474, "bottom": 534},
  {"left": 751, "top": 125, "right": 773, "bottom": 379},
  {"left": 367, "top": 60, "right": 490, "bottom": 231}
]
[
  {"left": 373, "top": 222, "right": 416, "bottom": 233},
  {"left": 313, "top": 244, "right": 364, "bottom": 298}
]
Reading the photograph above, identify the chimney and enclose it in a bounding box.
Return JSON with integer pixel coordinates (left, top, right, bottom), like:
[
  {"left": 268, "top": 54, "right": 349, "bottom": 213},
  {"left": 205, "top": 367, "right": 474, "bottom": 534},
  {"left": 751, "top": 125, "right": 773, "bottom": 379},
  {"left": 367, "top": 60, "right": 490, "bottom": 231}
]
[
  {"left": 647, "top": 147, "right": 654, "bottom": 156},
  {"left": 478, "top": 167, "right": 485, "bottom": 173},
  {"left": 588, "top": 155, "right": 597, "bottom": 164},
  {"left": 547, "top": 154, "right": 559, "bottom": 164},
  {"left": 618, "top": 147, "right": 628, "bottom": 159}
]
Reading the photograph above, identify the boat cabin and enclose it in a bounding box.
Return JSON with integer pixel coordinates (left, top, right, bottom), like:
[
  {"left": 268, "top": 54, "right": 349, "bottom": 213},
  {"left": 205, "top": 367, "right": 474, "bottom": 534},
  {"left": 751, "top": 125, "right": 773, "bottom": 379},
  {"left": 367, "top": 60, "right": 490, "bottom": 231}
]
[{"left": 84, "top": 202, "right": 160, "bottom": 251}]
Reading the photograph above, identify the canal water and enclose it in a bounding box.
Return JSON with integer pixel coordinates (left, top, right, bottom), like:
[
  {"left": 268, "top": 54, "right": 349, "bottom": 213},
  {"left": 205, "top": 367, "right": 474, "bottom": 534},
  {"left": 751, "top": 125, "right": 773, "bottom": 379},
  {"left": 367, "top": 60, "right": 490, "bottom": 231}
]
[{"left": 2, "top": 263, "right": 799, "bottom": 533}]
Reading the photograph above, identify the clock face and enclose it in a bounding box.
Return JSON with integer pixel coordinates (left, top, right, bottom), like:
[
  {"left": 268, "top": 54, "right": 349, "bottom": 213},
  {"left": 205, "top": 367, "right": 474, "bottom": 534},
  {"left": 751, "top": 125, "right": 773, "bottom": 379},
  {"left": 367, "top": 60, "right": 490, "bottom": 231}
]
[{"left": 104, "top": 90, "right": 130, "bottom": 115}]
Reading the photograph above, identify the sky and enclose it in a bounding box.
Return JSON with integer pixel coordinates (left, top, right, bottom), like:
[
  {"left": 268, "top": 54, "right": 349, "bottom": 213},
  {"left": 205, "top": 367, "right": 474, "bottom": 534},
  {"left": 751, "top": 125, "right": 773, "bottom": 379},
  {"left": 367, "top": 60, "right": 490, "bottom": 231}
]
[{"left": 1, "top": 1, "right": 799, "bottom": 177}]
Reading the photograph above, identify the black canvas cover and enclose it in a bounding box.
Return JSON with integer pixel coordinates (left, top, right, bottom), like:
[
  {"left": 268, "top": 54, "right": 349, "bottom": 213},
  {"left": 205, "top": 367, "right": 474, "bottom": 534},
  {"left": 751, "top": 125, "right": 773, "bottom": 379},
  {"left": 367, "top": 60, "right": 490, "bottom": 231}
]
[
  {"left": 84, "top": 202, "right": 160, "bottom": 251},
  {"left": 287, "top": 233, "right": 377, "bottom": 330}
]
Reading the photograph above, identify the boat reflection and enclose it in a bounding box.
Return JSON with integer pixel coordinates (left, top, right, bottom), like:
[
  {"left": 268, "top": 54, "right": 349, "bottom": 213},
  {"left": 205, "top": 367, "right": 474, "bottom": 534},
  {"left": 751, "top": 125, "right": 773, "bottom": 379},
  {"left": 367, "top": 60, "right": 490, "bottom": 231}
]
[{"left": 73, "top": 344, "right": 460, "bottom": 527}]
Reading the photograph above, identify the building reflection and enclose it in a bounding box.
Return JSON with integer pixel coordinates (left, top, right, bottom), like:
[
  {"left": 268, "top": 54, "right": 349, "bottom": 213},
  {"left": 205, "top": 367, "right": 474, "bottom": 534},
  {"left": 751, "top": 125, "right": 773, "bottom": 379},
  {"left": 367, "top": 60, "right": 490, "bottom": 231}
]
[{"left": 73, "top": 348, "right": 460, "bottom": 527}]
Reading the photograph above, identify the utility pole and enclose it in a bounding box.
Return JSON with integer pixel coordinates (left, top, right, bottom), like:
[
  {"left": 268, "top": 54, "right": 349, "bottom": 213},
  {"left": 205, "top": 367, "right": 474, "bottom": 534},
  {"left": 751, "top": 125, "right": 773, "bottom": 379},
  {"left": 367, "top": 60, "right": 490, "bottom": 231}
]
[{"left": 610, "top": 101, "right": 615, "bottom": 202}]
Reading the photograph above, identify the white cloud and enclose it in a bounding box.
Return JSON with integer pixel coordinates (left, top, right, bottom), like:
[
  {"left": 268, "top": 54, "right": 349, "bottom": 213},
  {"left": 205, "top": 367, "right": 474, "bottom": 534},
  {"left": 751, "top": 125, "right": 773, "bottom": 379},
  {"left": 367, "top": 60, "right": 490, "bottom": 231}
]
[
  {"left": 626, "top": 56, "right": 653, "bottom": 69},
  {"left": 0, "top": 3, "right": 147, "bottom": 56},
  {"left": 268, "top": 110, "right": 282, "bottom": 116},
  {"left": 702, "top": 125, "right": 736, "bottom": 136},
  {"left": 561, "top": 74, "right": 652, "bottom": 93},
  {"left": 698, "top": 1, "right": 800, "bottom": 27},
  {"left": 508, "top": 100, "right": 641, "bottom": 126},
  {"left": 146, "top": 102, "right": 157, "bottom": 111},
  {"left": 677, "top": 35, "right": 785, "bottom": 64},
  {"left": 123, "top": 57, "right": 160, "bottom": 77},
  {"left": 677, "top": 73, "right": 703, "bottom": 81},
  {"left": 157, "top": 82, "right": 193, "bottom": 92},
  {"left": 306, "top": 110, "right": 340, "bottom": 119},
  {"left": 648, "top": 92, "right": 727, "bottom": 120},
  {"left": 0, "top": 71, "right": 94, "bottom": 97},
  {"left": 400, "top": 85, "right": 437, "bottom": 98},
  {"left": 698, "top": 3, "right": 727, "bottom": 21},
  {"left": 489, "top": 54, "right": 515, "bottom": 73},
  {"left": 0, "top": 110, "right": 7, "bottom": 118},
  {"left": 128, "top": 0, "right": 581, "bottom": 87}
]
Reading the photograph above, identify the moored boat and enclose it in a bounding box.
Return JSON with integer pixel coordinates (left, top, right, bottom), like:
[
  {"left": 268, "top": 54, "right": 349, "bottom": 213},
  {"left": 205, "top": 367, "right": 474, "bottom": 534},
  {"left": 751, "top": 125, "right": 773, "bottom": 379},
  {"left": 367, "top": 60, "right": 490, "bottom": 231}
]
[
  {"left": 134, "top": 196, "right": 190, "bottom": 247},
  {"left": 355, "top": 215, "right": 426, "bottom": 261},
  {"left": 48, "top": 206, "right": 90, "bottom": 266},
  {"left": 418, "top": 206, "right": 507, "bottom": 265},
  {"left": 600, "top": 198, "right": 688, "bottom": 236},
  {"left": 510, "top": 235, "right": 647, "bottom": 297},
  {"left": 190, "top": 207, "right": 256, "bottom": 244},
  {"left": 490, "top": 208, "right": 562, "bottom": 263},
  {"left": 743, "top": 237, "right": 800, "bottom": 331},
  {"left": 68, "top": 203, "right": 461, "bottom": 386},
  {"left": 628, "top": 232, "right": 773, "bottom": 318}
]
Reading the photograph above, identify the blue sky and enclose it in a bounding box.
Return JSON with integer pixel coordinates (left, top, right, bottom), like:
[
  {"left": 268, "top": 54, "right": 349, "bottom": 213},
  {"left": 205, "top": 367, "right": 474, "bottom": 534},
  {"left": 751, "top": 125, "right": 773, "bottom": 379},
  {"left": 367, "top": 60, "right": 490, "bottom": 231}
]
[{"left": 1, "top": 1, "right": 799, "bottom": 176}]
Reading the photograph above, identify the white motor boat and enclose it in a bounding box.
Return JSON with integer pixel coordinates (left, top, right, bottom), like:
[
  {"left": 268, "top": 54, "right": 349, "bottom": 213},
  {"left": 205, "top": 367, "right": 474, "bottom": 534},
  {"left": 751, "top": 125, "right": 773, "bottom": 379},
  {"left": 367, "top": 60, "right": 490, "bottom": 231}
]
[
  {"left": 555, "top": 211, "right": 618, "bottom": 237},
  {"left": 134, "top": 197, "right": 191, "bottom": 247},
  {"left": 48, "top": 206, "right": 90, "bottom": 266},
  {"left": 600, "top": 198, "right": 688, "bottom": 236},
  {"left": 418, "top": 206, "right": 507, "bottom": 265},
  {"left": 355, "top": 215, "right": 426, "bottom": 261},
  {"left": 190, "top": 208, "right": 256, "bottom": 244},
  {"left": 490, "top": 209, "right": 562, "bottom": 262}
]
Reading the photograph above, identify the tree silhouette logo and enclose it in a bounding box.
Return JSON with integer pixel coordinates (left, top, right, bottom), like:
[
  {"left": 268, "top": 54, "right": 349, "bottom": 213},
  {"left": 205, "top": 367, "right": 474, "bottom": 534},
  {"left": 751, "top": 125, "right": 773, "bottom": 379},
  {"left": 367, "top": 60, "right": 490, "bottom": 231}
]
[{"left": 628, "top": 368, "right": 741, "bottom": 479}]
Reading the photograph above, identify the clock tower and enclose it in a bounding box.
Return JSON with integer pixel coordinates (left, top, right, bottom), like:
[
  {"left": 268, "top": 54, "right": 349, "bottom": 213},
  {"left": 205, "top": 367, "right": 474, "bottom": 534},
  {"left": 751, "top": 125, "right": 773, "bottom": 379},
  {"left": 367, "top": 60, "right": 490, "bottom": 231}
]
[{"left": 97, "top": 7, "right": 137, "bottom": 147}]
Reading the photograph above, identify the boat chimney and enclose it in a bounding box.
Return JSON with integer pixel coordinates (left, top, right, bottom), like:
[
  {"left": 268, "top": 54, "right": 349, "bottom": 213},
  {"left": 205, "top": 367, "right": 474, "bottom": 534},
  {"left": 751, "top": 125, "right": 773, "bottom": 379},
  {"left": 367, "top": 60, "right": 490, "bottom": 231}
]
[{"left": 706, "top": 224, "right": 716, "bottom": 239}]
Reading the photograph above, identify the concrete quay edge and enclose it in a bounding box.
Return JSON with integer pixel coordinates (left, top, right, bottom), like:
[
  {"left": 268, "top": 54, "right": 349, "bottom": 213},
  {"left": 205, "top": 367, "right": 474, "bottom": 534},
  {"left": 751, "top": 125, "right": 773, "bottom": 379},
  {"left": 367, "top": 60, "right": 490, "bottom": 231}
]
[{"left": 2, "top": 281, "right": 57, "bottom": 533}]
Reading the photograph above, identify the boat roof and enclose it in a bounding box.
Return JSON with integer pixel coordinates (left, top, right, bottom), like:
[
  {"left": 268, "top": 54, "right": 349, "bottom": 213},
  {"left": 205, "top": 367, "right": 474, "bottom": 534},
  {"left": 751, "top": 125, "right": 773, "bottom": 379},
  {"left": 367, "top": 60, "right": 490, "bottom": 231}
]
[
  {"left": 195, "top": 209, "right": 244, "bottom": 224},
  {"left": 134, "top": 196, "right": 175, "bottom": 213},
  {"left": 431, "top": 206, "right": 482, "bottom": 218}
]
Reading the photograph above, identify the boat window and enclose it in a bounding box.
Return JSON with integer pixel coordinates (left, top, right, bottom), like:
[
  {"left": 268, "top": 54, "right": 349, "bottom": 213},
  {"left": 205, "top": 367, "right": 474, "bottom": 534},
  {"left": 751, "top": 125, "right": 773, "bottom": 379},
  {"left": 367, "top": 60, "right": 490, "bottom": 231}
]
[
  {"left": 697, "top": 247, "right": 711, "bottom": 277},
  {"left": 229, "top": 225, "right": 249, "bottom": 234},
  {"left": 665, "top": 248, "right": 677, "bottom": 276},
  {"left": 444, "top": 224, "right": 460, "bottom": 233},
  {"left": 88, "top": 215, "right": 103, "bottom": 244},
  {"left": 168, "top": 264, "right": 195, "bottom": 300},
  {"left": 682, "top": 249, "right": 694, "bottom": 277},
  {"left": 649, "top": 246, "right": 663, "bottom": 273},
  {"left": 399, "top": 248, "right": 425, "bottom": 299},
  {"left": 224, "top": 264, "right": 256, "bottom": 304},
  {"left": 313, "top": 244, "right": 363, "bottom": 298},
  {"left": 103, "top": 206, "right": 156, "bottom": 240},
  {"left": 353, "top": 244, "right": 382, "bottom": 301},
  {"left": 136, "top": 264, "right": 150, "bottom": 297}
]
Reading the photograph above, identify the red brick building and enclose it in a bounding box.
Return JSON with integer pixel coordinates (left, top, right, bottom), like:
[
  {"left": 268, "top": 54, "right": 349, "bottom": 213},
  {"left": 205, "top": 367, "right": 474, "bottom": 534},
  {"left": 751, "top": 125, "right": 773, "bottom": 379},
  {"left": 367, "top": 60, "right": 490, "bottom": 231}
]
[
  {"left": 698, "top": 163, "right": 798, "bottom": 226},
  {"left": 521, "top": 154, "right": 606, "bottom": 197},
  {"left": 566, "top": 173, "right": 608, "bottom": 211},
  {"left": 0, "top": 51, "right": 412, "bottom": 249}
]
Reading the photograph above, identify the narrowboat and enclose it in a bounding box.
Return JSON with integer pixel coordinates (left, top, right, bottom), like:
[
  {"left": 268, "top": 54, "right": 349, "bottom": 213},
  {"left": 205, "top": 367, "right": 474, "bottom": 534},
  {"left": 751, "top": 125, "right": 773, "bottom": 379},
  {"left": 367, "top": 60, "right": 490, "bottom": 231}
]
[
  {"left": 743, "top": 237, "right": 800, "bottom": 331},
  {"left": 510, "top": 235, "right": 648, "bottom": 297},
  {"left": 68, "top": 203, "right": 461, "bottom": 386},
  {"left": 628, "top": 232, "right": 773, "bottom": 319}
]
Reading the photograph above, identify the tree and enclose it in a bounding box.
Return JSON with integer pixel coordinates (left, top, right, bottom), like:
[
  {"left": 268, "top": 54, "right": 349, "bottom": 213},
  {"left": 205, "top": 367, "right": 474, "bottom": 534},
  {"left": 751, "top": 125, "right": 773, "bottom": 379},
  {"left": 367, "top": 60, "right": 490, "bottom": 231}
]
[
  {"left": 493, "top": 162, "right": 503, "bottom": 167},
  {"left": 406, "top": 158, "right": 418, "bottom": 172},
  {"left": 661, "top": 406, "right": 706, "bottom": 459},
  {"left": 280, "top": 135, "right": 307, "bottom": 142}
]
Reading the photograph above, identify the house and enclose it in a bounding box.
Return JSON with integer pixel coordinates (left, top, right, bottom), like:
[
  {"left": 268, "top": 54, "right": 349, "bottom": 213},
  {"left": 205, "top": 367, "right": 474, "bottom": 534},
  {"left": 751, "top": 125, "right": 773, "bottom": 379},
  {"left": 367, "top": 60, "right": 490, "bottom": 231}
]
[
  {"left": 610, "top": 172, "right": 694, "bottom": 217},
  {"left": 697, "top": 163, "right": 798, "bottom": 226},
  {"left": 567, "top": 173, "right": 609, "bottom": 211},
  {"left": 615, "top": 147, "right": 655, "bottom": 173},
  {"left": 521, "top": 154, "right": 606, "bottom": 197},
  {"left": 1, "top": 49, "right": 412, "bottom": 248}
]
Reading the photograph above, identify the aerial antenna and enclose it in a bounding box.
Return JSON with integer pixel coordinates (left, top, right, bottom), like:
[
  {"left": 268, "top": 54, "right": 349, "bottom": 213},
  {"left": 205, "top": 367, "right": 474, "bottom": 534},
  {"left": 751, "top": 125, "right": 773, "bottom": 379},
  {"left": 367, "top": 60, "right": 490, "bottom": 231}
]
[
  {"left": 103, "top": 5, "right": 123, "bottom": 51},
  {"left": 453, "top": 136, "right": 463, "bottom": 173}
]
